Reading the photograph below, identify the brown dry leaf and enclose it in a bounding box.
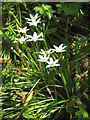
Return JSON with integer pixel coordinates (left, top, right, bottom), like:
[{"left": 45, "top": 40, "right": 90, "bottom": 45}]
[
  {"left": 0, "top": 58, "right": 9, "bottom": 63},
  {"left": 14, "top": 90, "right": 28, "bottom": 102},
  {"left": 66, "top": 98, "right": 79, "bottom": 113}
]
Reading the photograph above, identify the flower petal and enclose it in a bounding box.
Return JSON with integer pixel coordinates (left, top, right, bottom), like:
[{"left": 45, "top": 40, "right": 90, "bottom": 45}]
[
  {"left": 34, "top": 13, "right": 39, "bottom": 19},
  {"left": 53, "top": 45, "right": 58, "bottom": 49},
  {"left": 26, "top": 39, "right": 33, "bottom": 41},
  {"left": 36, "top": 18, "right": 41, "bottom": 23},
  {"left": 54, "top": 59, "right": 59, "bottom": 64},
  {"left": 37, "top": 38, "right": 44, "bottom": 41},
  {"left": 46, "top": 65, "right": 51, "bottom": 68},
  {"left": 54, "top": 64, "right": 60, "bottom": 67},
  {"left": 30, "top": 14, "right": 33, "bottom": 19}
]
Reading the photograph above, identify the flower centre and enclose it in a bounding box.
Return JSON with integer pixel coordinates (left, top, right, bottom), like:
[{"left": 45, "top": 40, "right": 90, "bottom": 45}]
[
  {"left": 43, "top": 57, "right": 46, "bottom": 61},
  {"left": 32, "top": 19, "right": 37, "bottom": 26},
  {"left": 20, "top": 38, "right": 24, "bottom": 43},
  {"left": 51, "top": 62, "right": 54, "bottom": 65},
  {"left": 33, "top": 35, "right": 37, "bottom": 41},
  {"left": 22, "top": 29, "right": 24, "bottom": 33},
  {"left": 58, "top": 47, "right": 61, "bottom": 51}
]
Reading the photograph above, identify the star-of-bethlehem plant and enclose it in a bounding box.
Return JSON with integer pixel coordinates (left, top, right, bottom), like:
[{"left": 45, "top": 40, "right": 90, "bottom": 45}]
[
  {"left": 11, "top": 13, "right": 67, "bottom": 119},
  {"left": 13, "top": 13, "right": 67, "bottom": 68}
]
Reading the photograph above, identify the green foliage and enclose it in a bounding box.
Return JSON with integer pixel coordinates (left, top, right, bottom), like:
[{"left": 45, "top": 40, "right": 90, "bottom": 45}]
[
  {"left": 34, "top": 4, "right": 55, "bottom": 19},
  {"left": 75, "top": 104, "right": 89, "bottom": 118},
  {"left": 45, "top": 28, "right": 57, "bottom": 35},
  {"left": 1, "top": 2, "right": 89, "bottom": 120},
  {"left": 56, "top": 3, "right": 82, "bottom": 16}
]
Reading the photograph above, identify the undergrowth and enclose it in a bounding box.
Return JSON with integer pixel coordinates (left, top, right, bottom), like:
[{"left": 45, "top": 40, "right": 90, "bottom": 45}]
[{"left": 0, "top": 2, "right": 90, "bottom": 120}]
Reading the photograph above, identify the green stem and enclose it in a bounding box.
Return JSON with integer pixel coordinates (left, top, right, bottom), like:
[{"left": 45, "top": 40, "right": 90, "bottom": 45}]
[
  {"left": 70, "top": 53, "right": 89, "bottom": 63},
  {"left": 51, "top": 68, "right": 57, "bottom": 101},
  {"left": 59, "top": 67, "right": 69, "bottom": 98},
  {"left": 65, "top": 17, "right": 69, "bottom": 44}
]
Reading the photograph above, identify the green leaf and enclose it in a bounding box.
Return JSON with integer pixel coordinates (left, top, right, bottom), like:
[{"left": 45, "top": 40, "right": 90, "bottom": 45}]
[
  {"left": 23, "top": 111, "right": 34, "bottom": 119},
  {"left": 75, "top": 109, "right": 89, "bottom": 118},
  {"left": 34, "top": 4, "right": 55, "bottom": 18},
  {"left": 45, "top": 28, "right": 57, "bottom": 34},
  {"left": 79, "top": 104, "right": 86, "bottom": 110}
]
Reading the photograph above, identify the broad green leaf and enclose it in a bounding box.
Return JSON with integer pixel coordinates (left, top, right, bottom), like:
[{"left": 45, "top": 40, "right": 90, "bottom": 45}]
[{"left": 45, "top": 28, "right": 57, "bottom": 34}]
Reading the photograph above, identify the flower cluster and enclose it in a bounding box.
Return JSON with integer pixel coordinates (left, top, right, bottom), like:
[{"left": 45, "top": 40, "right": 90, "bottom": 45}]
[
  {"left": 13, "top": 13, "right": 67, "bottom": 68},
  {"left": 14, "top": 14, "right": 43, "bottom": 44},
  {"left": 38, "top": 44, "right": 67, "bottom": 68}
]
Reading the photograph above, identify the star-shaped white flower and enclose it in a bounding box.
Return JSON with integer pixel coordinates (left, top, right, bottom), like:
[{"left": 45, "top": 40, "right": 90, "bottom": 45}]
[
  {"left": 27, "top": 32, "right": 44, "bottom": 42},
  {"left": 25, "top": 13, "right": 41, "bottom": 26},
  {"left": 38, "top": 54, "right": 49, "bottom": 62},
  {"left": 46, "top": 57, "right": 60, "bottom": 68},
  {"left": 39, "top": 49, "right": 54, "bottom": 55},
  {"left": 13, "top": 36, "right": 28, "bottom": 44},
  {"left": 15, "top": 26, "right": 29, "bottom": 33},
  {"left": 53, "top": 44, "right": 67, "bottom": 53}
]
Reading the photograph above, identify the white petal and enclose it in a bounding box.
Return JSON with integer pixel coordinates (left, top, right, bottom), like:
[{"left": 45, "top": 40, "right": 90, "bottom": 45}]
[
  {"left": 36, "top": 18, "right": 41, "bottom": 23},
  {"left": 50, "top": 57, "right": 53, "bottom": 62},
  {"left": 53, "top": 45, "right": 58, "bottom": 49},
  {"left": 61, "top": 50, "right": 66, "bottom": 52},
  {"left": 25, "top": 18, "right": 31, "bottom": 21},
  {"left": 33, "top": 39, "right": 37, "bottom": 42},
  {"left": 13, "top": 41, "right": 17, "bottom": 43},
  {"left": 30, "top": 14, "right": 33, "bottom": 19},
  {"left": 39, "top": 55, "right": 43, "bottom": 60},
  {"left": 47, "top": 49, "right": 51, "bottom": 53},
  {"left": 15, "top": 38, "right": 18, "bottom": 40},
  {"left": 40, "top": 49, "right": 45, "bottom": 54},
  {"left": 38, "top": 59, "right": 43, "bottom": 62},
  {"left": 27, "top": 22, "right": 33, "bottom": 25},
  {"left": 19, "top": 27, "right": 21, "bottom": 30},
  {"left": 27, "top": 21, "right": 31, "bottom": 24},
  {"left": 26, "top": 39, "right": 33, "bottom": 41},
  {"left": 15, "top": 30, "right": 19, "bottom": 32},
  {"left": 33, "top": 32, "right": 37, "bottom": 37},
  {"left": 24, "top": 37, "right": 28, "bottom": 40},
  {"left": 59, "top": 44, "right": 63, "bottom": 48},
  {"left": 37, "top": 32, "right": 43, "bottom": 38},
  {"left": 34, "top": 23, "right": 38, "bottom": 26},
  {"left": 27, "top": 35, "right": 33, "bottom": 39},
  {"left": 54, "top": 64, "right": 60, "bottom": 67},
  {"left": 54, "top": 59, "right": 59, "bottom": 64},
  {"left": 34, "top": 13, "right": 39, "bottom": 19},
  {"left": 26, "top": 29, "right": 30, "bottom": 31},
  {"left": 41, "top": 49, "right": 45, "bottom": 53},
  {"left": 37, "top": 38, "right": 44, "bottom": 41},
  {"left": 46, "top": 65, "right": 51, "bottom": 68},
  {"left": 24, "top": 26, "right": 27, "bottom": 30},
  {"left": 62, "top": 46, "right": 67, "bottom": 49}
]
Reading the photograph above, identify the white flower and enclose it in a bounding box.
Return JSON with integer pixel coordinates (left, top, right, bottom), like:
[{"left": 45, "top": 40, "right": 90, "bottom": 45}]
[
  {"left": 27, "top": 32, "right": 44, "bottom": 42},
  {"left": 46, "top": 57, "right": 60, "bottom": 68},
  {"left": 53, "top": 44, "right": 67, "bottom": 53},
  {"left": 39, "top": 49, "right": 54, "bottom": 55},
  {"left": 25, "top": 13, "right": 41, "bottom": 26},
  {"left": 13, "top": 36, "right": 28, "bottom": 44},
  {"left": 38, "top": 54, "right": 49, "bottom": 62},
  {"left": 15, "top": 26, "right": 29, "bottom": 33}
]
